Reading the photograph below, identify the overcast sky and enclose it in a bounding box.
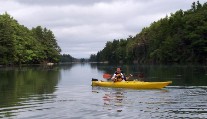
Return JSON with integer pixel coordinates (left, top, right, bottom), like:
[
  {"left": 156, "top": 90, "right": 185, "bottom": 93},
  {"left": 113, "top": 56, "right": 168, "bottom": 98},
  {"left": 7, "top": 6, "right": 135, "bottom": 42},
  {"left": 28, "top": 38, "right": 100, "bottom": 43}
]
[{"left": 0, "top": 0, "right": 206, "bottom": 58}]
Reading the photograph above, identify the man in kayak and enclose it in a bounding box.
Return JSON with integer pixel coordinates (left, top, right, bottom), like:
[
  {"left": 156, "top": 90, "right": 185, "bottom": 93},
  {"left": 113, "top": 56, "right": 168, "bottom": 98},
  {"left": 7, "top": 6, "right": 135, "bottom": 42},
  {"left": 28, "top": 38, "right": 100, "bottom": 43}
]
[{"left": 111, "top": 67, "right": 125, "bottom": 82}]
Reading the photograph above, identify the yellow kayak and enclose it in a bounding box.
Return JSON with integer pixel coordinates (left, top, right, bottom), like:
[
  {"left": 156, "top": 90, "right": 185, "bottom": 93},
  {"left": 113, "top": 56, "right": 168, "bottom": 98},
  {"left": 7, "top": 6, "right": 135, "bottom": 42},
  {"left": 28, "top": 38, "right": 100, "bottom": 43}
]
[{"left": 92, "top": 79, "right": 172, "bottom": 89}]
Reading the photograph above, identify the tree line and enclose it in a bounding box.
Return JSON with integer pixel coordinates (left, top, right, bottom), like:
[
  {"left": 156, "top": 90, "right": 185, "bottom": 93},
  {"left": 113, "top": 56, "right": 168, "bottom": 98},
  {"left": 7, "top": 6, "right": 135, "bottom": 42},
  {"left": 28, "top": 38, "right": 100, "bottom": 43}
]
[
  {"left": 89, "top": 1, "right": 207, "bottom": 64},
  {"left": 60, "top": 54, "right": 76, "bottom": 62},
  {"left": 0, "top": 13, "right": 61, "bottom": 65}
]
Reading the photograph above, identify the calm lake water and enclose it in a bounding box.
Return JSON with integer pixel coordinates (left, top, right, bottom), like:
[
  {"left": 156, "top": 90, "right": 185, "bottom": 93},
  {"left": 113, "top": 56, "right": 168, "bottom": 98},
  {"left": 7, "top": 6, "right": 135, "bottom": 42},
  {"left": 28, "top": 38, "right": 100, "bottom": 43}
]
[{"left": 0, "top": 63, "right": 207, "bottom": 119}]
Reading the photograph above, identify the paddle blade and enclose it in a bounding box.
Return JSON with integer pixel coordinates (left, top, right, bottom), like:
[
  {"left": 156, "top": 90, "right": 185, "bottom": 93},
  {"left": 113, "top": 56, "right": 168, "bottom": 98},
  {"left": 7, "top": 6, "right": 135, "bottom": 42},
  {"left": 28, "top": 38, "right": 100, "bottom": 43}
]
[{"left": 103, "top": 74, "right": 112, "bottom": 79}]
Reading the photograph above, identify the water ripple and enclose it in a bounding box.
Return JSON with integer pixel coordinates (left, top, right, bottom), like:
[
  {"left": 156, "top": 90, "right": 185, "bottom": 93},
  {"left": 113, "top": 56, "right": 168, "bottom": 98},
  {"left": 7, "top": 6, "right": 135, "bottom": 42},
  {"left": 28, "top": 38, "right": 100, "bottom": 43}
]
[{"left": 1, "top": 86, "right": 207, "bottom": 118}]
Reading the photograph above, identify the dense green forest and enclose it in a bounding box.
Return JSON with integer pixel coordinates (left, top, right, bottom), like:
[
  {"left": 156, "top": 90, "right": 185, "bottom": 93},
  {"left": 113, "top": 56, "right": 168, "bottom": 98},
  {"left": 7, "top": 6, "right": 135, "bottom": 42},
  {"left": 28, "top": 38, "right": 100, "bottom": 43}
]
[
  {"left": 89, "top": 1, "right": 207, "bottom": 64},
  {"left": 60, "top": 54, "right": 76, "bottom": 62},
  {"left": 0, "top": 13, "right": 61, "bottom": 65}
]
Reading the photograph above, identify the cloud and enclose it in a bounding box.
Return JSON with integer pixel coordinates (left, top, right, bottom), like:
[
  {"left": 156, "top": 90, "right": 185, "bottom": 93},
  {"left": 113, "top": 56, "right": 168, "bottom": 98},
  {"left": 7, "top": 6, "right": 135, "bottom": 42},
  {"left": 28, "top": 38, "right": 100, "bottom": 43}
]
[{"left": 0, "top": 0, "right": 206, "bottom": 58}]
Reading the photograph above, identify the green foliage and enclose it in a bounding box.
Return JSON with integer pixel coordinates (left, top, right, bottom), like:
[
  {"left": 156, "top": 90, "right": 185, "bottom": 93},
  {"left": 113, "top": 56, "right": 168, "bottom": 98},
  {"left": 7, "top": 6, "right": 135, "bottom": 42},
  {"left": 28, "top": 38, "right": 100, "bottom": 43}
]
[
  {"left": 0, "top": 13, "right": 61, "bottom": 65},
  {"left": 32, "top": 27, "right": 61, "bottom": 63},
  {"left": 90, "top": 1, "right": 207, "bottom": 64},
  {"left": 89, "top": 54, "right": 97, "bottom": 62},
  {"left": 0, "top": 13, "right": 16, "bottom": 65},
  {"left": 60, "top": 54, "right": 75, "bottom": 62}
]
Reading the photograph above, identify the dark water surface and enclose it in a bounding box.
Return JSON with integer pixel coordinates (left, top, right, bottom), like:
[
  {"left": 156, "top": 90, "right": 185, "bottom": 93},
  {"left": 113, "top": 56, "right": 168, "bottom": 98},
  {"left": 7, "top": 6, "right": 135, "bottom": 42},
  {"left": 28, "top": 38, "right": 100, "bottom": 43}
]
[{"left": 0, "top": 63, "right": 206, "bottom": 119}]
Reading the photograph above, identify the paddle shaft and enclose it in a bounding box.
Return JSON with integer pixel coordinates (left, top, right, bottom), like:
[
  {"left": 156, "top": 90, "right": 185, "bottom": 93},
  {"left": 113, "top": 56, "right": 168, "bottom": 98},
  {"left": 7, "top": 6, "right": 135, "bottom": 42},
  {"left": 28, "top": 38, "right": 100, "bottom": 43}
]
[{"left": 103, "top": 73, "right": 134, "bottom": 80}]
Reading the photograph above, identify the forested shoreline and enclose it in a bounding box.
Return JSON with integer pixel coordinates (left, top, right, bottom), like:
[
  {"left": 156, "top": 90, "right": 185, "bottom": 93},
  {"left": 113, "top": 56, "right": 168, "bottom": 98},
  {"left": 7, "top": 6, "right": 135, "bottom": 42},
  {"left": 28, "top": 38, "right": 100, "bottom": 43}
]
[
  {"left": 0, "top": 13, "right": 61, "bottom": 65},
  {"left": 89, "top": 1, "right": 207, "bottom": 64},
  {"left": 1, "top": 1, "right": 206, "bottom": 65}
]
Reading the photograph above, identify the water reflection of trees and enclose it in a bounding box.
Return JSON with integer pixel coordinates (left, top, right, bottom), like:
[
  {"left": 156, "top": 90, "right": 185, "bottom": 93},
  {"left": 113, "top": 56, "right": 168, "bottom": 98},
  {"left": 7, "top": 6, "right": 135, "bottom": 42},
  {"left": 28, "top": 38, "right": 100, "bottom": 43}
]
[
  {"left": 0, "top": 66, "right": 60, "bottom": 114},
  {"left": 89, "top": 63, "right": 113, "bottom": 75},
  {"left": 58, "top": 63, "right": 75, "bottom": 70},
  {"left": 131, "top": 65, "right": 207, "bottom": 86}
]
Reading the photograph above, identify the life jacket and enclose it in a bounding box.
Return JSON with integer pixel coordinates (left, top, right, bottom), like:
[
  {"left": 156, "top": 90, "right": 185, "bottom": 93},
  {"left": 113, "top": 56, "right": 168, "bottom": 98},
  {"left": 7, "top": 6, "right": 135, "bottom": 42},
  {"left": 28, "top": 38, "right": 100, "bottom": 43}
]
[
  {"left": 114, "top": 71, "right": 126, "bottom": 81},
  {"left": 114, "top": 72, "right": 124, "bottom": 82}
]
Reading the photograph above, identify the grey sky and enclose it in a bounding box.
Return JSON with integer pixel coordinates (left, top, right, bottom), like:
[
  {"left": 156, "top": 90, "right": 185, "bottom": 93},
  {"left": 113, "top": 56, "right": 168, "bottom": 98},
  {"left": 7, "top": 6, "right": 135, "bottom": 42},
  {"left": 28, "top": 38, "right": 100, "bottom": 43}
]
[{"left": 0, "top": 0, "right": 205, "bottom": 58}]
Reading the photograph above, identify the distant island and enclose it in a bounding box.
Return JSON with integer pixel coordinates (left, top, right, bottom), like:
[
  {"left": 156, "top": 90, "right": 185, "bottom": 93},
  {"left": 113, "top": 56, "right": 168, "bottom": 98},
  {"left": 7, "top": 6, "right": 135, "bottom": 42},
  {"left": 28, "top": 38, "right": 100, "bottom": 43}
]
[{"left": 89, "top": 1, "right": 207, "bottom": 64}]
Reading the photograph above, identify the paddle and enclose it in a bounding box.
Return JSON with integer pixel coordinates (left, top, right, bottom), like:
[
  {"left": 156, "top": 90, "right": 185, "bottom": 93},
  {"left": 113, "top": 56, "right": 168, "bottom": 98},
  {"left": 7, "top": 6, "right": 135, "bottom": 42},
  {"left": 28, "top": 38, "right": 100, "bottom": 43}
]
[
  {"left": 103, "top": 73, "right": 134, "bottom": 80},
  {"left": 103, "top": 73, "right": 112, "bottom": 79},
  {"left": 103, "top": 73, "right": 144, "bottom": 79}
]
